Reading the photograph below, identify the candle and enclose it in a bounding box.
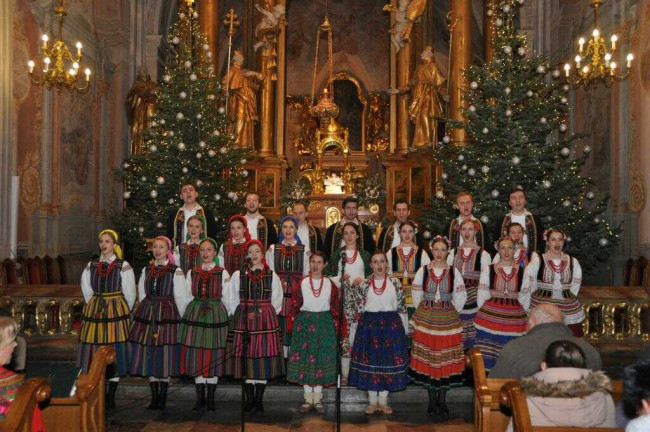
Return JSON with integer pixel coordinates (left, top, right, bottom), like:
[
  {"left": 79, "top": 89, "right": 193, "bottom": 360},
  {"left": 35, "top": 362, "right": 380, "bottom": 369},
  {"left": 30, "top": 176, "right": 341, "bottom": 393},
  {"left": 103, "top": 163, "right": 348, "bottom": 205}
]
[
  {"left": 611, "top": 35, "right": 617, "bottom": 50},
  {"left": 76, "top": 42, "right": 82, "bottom": 57},
  {"left": 593, "top": 29, "right": 600, "bottom": 39},
  {"left": 575, "top": 55, "right": 581, "bottom": 69},
  {"left": 27, "top": 60, "right": 35, "bottom": 74},
  {"left": 564, "top": 63, "right": 570, "bottom": 77},
  {"left": 44, "top": 57, "right": 50, "bottom": 72},
  {"left": 626, "top": 53, "right": 634, "bottom": 68},
  {"left": 85, "top": 68, "right": 91, "bottom": 81},
  {"left": 42, "top": 34, "right": 49, "bottom": 50},
  {"left": 69, "top": 68, "right": 76, "bottom": 76},
  {"left": 604, "top": 53, "right": 611, "bottom": 68},
  {"left": 610, "top": 62, "right": 617, "bottom": 75},
  {"left": 578, "top": 37, "right": 585, "bottom": 53}
]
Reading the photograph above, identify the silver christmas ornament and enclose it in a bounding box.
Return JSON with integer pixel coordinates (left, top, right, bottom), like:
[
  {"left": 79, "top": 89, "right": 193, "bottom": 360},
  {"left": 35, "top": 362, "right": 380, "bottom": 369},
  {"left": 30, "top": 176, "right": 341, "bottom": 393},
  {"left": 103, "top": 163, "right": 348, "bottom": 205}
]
[
  {"left": 586, "top": 191, "right": 595, "bottom": 199},
  {"left": 156, "top": 222, "right": 163, "bottom": 228},
  {"left": 594, "top": 217, "right": 601, "bottom": 223},
  {"left": 149, "top": 145, "right": 158, "bottom": 152},
  {"left": 179, "top": 91, "right": 187, "bottom": 99},
  {"left": 517, "top": 47, "right": 526, "bottom": 56},
  {"left": 599, "top": 238, "right": 609, "bottom": 247},
  {"left": 190, "top": 73, "right": 197, "bottom": 81},
  {"left": 491, "top": 189, "right": 500, "bottom": 198},
  {"left": 123, "top": 162, "right": 130, "bottom": 169},
  {"left": 482, "top": 127, "right": 489, "bottom": 134},
  {"left": 177, "top": 142, "right": 186, "bottom": 151},
  {"left": 218, "top": 107, "right": 226, "bottom": 114},
  {"left": 542, "top": 180, "right": 551, "bottom": 189},
  {"left": 505, "top": 87, "right": 511, "bottom": 94},
  {"left": 458, "top": 154, "right": 465, "bottom": 161},
  {"left": 562, "top": 200, "right": 571, "bottom": 207},
  {"left": 168, "top": 198, "right": 175, "bottom": 204},
  {"left": 505, "top": 109, "right": 513, "bottom": 117},
  {"left": 480, "top": 215, "right": 490, "bottom": 223},
  {"left": 469, "top": 105, "right": 476, "bottom": 113},
  {"left": 495, "top": 18, "right": 503, "bottom": 27},
  {"left": 540, "top": 117, "right": 547, "bottom": 124},
  {"left": 213, "top": 130, "right": 220, "bottom": 136},
  {"left": 560, "top": 147, "right": 570, "bottom": 157},
  {"left": 219, "top": 147, "right": 227, "bottom": 154},
  {"left": 441, "top": 172, "right": 448, "bottom": 180},
  {"left": 208, "top": 149, "right": 216, "bottom": 157},
  {"left": 583, "top": 145, "right": 592, "bottom": 154},
  {"left": 172, "top": 37, "right": 180, "bottom": 45},
  {"left": 199, "top": 141, "right": 206, "bottom": 148},
  {"left": 537, "top": 65, "right": 546, "bottom": 74},
  {"left": 163, "top": 75, "right": 171, "bottom": 83},
  {"left": 561, "top": 97, "right": 568, "bottom": 104},
  {"left": 196, "top": 152, "right": 202, "bottom": 159},
  {"left": 156, "top": 176, "right": 165, "bottom": 185},
  {"left": 150, "top": 190, "right": 158, "bottom": 198},
  {"left": 503, "top": 46, "right": 512, "bottom": 54},
  {"left": 138, "top": 227, "right": 145, "bottom": 233},
  {"left": 140, "top": 176, "right": 147, "bottom": 182},
  {"left": 203, "top": 44, "right": 210, "bottom": 51},
  {"left": 470, "top": 81, "right": 479, "bottom": 90},
  {"left": 559, "top": 123, "right": 568, "bottom": 132},
  {"left": 552, "top": 69, "right": 561, "bottom": 78},
  {"left": 196, "top": 180, "right": 203, "bottom": 187},
  {"left": 461, "top": 164, "right": 468, "bottom": 171},
  {"left": 182, "top": 167, "right": 189, "bottom": 174},
  {"left": 468, "top": 168, "right": 476, "bottom": 176},
  {"left": 214, "top": 194, "right": 221, "bottom": 201},
  {"left": 442, "top": 135, "right": 451, "bottom": 143},
  {"left": 196, "top": 113, "right": 203, "bottom": 120},
  {"left": 240, "top": 159, "right": 247, "bottom": 165},
  {"left": 184, "top": 60, "right": 192, "bottom": 69},
  {"left": 176, "top": 112, "right": 184, "bottom": 120},
  {"left": 526, "top": 90, "right": 534, "bottom": 97},
  {"left": 436, "top": 190, "right": 444, "bottom": 199},
  {"left": 512, "top": 156, "right": 521, "bottom": 165},
  {"left": 123, "top": 191, "right": 131, "bottom": 199},
  {"left": 243, "top": 170, "right": 249, "bottom": 177},
  {"left": 481, "top": 165, "right": 489, "bottom": 174}
]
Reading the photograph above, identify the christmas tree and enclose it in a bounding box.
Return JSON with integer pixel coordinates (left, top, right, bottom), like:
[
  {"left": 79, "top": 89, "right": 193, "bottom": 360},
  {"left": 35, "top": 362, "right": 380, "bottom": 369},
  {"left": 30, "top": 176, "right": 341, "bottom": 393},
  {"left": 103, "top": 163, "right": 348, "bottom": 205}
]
[
  {"left": 116, "top": 3, "right": 251, "bottom": 270},
  {"left": 422, "top": 0, "right": 618, "bottom": 273}
]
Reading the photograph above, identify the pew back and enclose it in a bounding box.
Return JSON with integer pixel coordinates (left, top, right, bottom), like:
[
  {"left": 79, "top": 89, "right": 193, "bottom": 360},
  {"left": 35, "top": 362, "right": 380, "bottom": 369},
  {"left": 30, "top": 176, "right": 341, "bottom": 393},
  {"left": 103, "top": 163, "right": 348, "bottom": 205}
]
[{"left": 0, "top": 377, "right": 51, "bottom": 432}]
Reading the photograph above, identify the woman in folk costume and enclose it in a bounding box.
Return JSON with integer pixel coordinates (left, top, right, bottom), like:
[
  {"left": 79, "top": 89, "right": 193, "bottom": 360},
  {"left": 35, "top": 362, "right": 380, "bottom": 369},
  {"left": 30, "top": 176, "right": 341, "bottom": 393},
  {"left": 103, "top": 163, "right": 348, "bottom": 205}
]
[
  {"left": 386, "top": 221, "right": 431, "bottom": 317},
  {"left": 224, "top": 240, "right": 284, "bottom": 414},
  {"left": 324, "top": 222, "right": 371, "bottom": 384},
  {"left": 179, "top": 238, "right": 231, "bottom": 413},
  {"left": 128, "top": 236, "right": 186, "bottom": 410},
  {"left": 523, "top": 228, "right": 584, "bottom": 336},
  {"left": 266, "top": 216, "right": 310, "bottom": 355},
  {"left": 218, "top": 215, "right": 251, "bottom": 275},
  {"left": 474, "top": 236, "right": 530, "bottom": 371},
  {"left": 493, "top": 222, "right": 539, "bottom": 268},
  {"left": 447, "top": 219, "right": 491, "bottom": 350},
  {"left": 174, "top": 215, "right": 205, "bottom": 274},
  {"left": 410, "top": 236, "right": 467, "bottom": 419},
  {"left": 287, "top": 251, "right": 344, "bottom": 414},
  {"left": 349, "top": 251, "right": 409, "bottom": 415},
  {"left": 79, "top": 229, "right": 135, "bottom": 410}
]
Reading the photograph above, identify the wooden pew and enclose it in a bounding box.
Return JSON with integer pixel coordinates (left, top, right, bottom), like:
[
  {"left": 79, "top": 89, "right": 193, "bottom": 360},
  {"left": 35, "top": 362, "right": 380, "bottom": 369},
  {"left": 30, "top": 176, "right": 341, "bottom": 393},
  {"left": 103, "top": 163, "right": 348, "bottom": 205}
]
[
  {"left": 466, "top": 348, "right": 516, "bottom": 432},
  {"left": 499, "top": 381, "right": 624, "bottom": 432},
  {"left": 0, "top": 377, "right": 51, "bottom": 432},
  {"left": 41, "top": 346, "right": 116, "bottom": 432}
]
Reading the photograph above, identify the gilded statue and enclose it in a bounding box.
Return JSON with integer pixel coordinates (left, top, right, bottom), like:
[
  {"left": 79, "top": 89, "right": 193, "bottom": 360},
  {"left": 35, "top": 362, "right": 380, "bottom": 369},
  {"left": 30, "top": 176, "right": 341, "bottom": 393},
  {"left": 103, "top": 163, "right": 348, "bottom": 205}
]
[
  {"left": 223, "top": 51, "right": 264, "bottom": 148},
  {"left": 383, "top": 0, "right": 427, "bottom": 52},
  {"left": 287, "top": 95, "right": 318, "bottom": 156},
  {"left": 365, "top": 93, "right": 389, "bottom": 152},
  {"left": 389, "top": 46, "right": 446, "bottom": 148},
  {"left": 125, "top": 67, "right": 158, "bottom": 155},
  {"left": 254, "top": 1, "right": 286, "bottom": 51}
]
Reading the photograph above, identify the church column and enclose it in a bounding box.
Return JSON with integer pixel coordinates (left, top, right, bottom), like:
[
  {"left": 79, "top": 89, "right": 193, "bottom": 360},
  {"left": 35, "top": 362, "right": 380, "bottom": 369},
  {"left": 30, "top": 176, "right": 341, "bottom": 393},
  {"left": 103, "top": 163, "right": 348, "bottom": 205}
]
[
  {"left": 0, "top": 0, "right": 14, "bottom": 256},
  {"left": 449, "top": 0, "right": 472, "bottom": 145},
  {"left": 256, "top": 2, "right": 280, "bottom": 157},
  {"left": 199, "top": 0, "right": 219, "bottom": 67},
  {"left": 484, "top": 0, "right": 498, "bottom": 62},
  {"left": 396, "top": 42, "right": 413, "bottom": 154}
]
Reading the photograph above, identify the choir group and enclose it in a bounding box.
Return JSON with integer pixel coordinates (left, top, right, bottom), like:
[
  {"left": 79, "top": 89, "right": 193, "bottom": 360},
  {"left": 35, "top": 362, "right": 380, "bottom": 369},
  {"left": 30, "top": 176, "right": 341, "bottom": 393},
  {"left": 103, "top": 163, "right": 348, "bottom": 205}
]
[{"left": 77, "top": 184, "right": 584, "bottom": 418}]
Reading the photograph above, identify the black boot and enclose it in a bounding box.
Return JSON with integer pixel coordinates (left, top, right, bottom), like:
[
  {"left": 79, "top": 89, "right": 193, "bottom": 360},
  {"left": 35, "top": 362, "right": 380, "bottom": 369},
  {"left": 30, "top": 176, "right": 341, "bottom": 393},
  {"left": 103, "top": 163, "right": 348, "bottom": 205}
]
[
  {"left": 244, "top": 383, "right": 255, "bottom": 412},
  {"left": 106, "top": 381, "right": 118, "bottom": 410},
  {"left": 254, "top": 383, "right": 266, "bottom": 414},
  {"left": 207, "top": 383, "right": 218, "bottom": 411},
  {"left": 147, "top": 382, "right": 160, "bottom": 410},
  {"left": 427, "top": 389, "right": 436, "bottom": 415},
  {"left": 193, "top": 384, "right": 206, "bottom": 413},
  {"left": 438, "top": 389, "right": 449, "bottom": 419},
  {"left": 158, "top": 381, "right": 169, "bottom": 410}
]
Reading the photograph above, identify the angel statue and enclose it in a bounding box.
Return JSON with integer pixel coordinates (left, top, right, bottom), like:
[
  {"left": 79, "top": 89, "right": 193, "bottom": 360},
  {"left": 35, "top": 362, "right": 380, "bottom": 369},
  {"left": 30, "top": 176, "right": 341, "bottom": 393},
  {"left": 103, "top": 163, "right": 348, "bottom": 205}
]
[
  {"left": 388, "top": 46, "right": 446, "bottom": 148},
  {"left": 324, "top": 172, "right": 345, "bottom": 195},
  {"left": 125, "top": 67, "right": 158, "bottom": 155},
  {"left": 383, "top": 0, "right": 427, "bottom": 53},
  {"left": 223, "top": 51, "right": 265, "bottom": 148},
  {"left": 254, "top": 1, "right": 287, "bottom": 51}
]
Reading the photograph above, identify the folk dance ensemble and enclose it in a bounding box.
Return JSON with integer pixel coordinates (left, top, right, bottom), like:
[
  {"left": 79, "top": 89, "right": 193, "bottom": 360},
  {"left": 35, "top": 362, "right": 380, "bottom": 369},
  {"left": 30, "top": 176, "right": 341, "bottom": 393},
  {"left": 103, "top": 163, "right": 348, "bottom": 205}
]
[
  {"left": 474, "top": 237, "right": 530, "bottom": 371},
  {"left": 410, "top": 236, "right": 466, "bottom": 418},
  {"left": 128, "top": 236, "right": 186, "bottom": 410},
  {"left": 225, "top": 240, "right": 285, "bottom": 413},
  {"left": 175, "top": 215, "right": 205, "bottom": 274},
  {"left": 78, "top": 229, "right": 136, "bottom": 409},
  {"left": 179, "top": 238, "right": 232, "bottom": 412}
]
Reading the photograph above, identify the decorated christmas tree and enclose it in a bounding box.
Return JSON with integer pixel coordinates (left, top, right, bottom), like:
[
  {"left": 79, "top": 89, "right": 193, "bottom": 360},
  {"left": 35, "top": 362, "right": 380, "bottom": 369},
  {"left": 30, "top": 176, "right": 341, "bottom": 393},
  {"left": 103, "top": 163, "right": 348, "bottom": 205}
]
[
  {"left": 116, "top": 3, "right": 251, "bottom": 270},
  {"left": 421, "top": 0, "right": 618, "bottom": 273}
]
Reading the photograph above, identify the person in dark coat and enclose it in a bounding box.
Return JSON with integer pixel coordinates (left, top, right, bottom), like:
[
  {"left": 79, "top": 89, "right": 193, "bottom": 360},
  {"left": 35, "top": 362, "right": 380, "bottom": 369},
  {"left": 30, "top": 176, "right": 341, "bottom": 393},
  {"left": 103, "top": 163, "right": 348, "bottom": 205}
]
[
  {"left": 377, "top": 199, "right": 425, "bottom": 253},
  {"left": 324, "top": 196, "right": 375, "bottom": 260},
  {"left": 167, "top": 183, "right": 217, "bottom": 249}
]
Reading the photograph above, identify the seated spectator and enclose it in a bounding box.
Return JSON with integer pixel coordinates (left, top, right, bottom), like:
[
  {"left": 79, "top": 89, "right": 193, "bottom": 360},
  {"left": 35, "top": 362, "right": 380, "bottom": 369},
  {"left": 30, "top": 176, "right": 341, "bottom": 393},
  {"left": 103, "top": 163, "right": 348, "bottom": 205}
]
[
  {"left": 490, "top": 304, "right": 601, "bottom": 379},
  {"left": 622, "top": 360, "right": 650, "bottom": 432},
  {"left": 506, "top": 340, "right": 616, "bottom": 431},
  {"left": 0, "top": 308, "right": 26, "bottom": 373},
  {"left": 0, "top": 317, "right": 44, "bottom": 430}
]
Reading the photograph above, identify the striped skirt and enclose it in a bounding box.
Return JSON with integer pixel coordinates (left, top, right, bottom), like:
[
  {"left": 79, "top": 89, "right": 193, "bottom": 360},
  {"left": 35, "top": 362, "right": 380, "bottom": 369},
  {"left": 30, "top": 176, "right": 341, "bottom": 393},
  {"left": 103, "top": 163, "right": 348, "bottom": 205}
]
[
  {"left": 128, "top": 297, "right": 181, "bottom": 377},
  {"left": 179, "top": 298, "right": 229, "bottom": 378},
  {"left": 287, "top": 311, "right": 337, "bottom": 386},
  {"left": 474, "top": 297, "right": 528, "bottom": 371},
  {"left": 459, "top": 283, "right": 479, "bottom": 349},
  {"left": 409, "top": 301, "right": 465, "bottom": 389},
  {"left": 531, "top": 289, "right": 585, "bottom": 336},
  {"left": 225, "top": 301, "right": 285, "bottom": 380},
  {"left": 349, "top": 311, "right": 409, "bottom": 392},
  {"left": 77, "top": 292, "right": 131, "bottom": 376}
]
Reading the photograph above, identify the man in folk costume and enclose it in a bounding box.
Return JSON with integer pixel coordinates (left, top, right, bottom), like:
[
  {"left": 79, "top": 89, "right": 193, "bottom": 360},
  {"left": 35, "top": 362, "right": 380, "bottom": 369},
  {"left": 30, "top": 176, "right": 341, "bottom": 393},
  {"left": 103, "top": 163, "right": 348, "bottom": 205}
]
[
  {"left": 324, "top": 196, "right": 375, "bottom": 260},
  {"left": 493, "top": 187, "right": 544, "bottom": 254},
  {"left": 292, "top": 201, "right": 323, "bottom": 253},
  {"left": 243, "top": 191, "right": 278, "bottom": 250},
  {"left": 377, "top": 199, "right": 425, "bottom": 253},
  {"left": 448, "top": 191, "right": 485, "bottom": 249},
  {"left": 167, "top": 182, "right": 217, "bottom": 250}
]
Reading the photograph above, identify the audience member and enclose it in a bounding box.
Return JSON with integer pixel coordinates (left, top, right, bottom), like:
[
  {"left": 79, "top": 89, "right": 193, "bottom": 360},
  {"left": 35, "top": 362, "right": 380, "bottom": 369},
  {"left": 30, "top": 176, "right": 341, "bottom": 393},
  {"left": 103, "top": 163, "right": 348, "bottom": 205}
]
[{"left": 622, "top": 360, "right": 650, "bottom": 432}]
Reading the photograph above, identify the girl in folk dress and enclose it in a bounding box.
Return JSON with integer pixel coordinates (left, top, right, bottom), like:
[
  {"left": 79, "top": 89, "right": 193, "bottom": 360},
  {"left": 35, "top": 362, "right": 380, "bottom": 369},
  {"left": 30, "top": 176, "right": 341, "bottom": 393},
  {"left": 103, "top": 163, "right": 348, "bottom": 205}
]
[
  {"left": 386, "top": 221, "right": 431, "bottom": 317},
  {"left": 287, "top": 251, "right": 343, "bottom": 414},
  {"left": 523, "top": 229, "right": 584, "bottom": 336},
  {"left": 179, "top": 238, "right": 232, "bottom": 412},
  {"left": 128, "top": 236, "right": 186, "bottom": 410},
  {"left": 349, "top": 251, "right": 409, "bottom": 415},
  {"left": 411, "top": 236, "right": 467, "bottom": 419},
  {"left": 447, "top": 219, "right": 491, "bottom": 350},
  {"left": 175, "top": 215, "right": 205, "bottom": 274},
  {"left": 474, "top": 237, "right": 530, "bottom": 371},
  {"left": 224, "top": 240, "right": 284, "bottom": 414},
  {"left": 219, "top": 215, "right": 252, "bottom": 275},
  {"left": 78, "top": 229, "right": 136, "bottom": 410},
  {"left": 493, "top": 222, "right": 539, "bottom": 268},
  {"left": 266, "top": 216, "right": 311, "bottom": 355},
  {"left": 324, "top": 222, "right": 371, "bottom": 384}
]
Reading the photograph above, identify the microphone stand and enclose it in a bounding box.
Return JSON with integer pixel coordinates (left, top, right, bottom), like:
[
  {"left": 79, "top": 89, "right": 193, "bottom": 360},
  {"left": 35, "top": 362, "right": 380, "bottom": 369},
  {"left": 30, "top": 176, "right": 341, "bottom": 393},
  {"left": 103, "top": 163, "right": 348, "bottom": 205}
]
[
  {"left": 336, "top": 251, "right": 346, "bottom": 432},
  {"left": 241, "top": 257, "right": 252, "bottom": 432}
]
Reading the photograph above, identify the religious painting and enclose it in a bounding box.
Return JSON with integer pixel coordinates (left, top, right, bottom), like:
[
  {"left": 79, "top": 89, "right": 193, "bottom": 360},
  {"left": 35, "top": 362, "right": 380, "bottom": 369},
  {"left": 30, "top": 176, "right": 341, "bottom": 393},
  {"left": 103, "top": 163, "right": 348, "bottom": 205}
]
[
  {"left": 332, "top": 78, "right": 364, "bottom": 151},
  {"left": 258, "top": 172, "right": 276, "bottom": 208},
  {"left": 325, "top": 206, "right": 341, "bottom": 228},
  {"left": 394, "top": 170, "right": 408, "bottom": 204},
  {"left": 410, "top": 167, "right": 426, "bottom": 205}
]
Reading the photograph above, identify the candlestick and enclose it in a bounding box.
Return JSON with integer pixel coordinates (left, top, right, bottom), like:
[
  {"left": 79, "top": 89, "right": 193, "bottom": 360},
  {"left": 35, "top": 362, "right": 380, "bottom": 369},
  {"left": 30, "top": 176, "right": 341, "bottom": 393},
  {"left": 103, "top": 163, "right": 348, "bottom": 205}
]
[
  {"left": 44, "top": 57, "right": 50, "bottom": 72},
  {"left": 85, "top": 68, "right": 91, "bottom": 81},
  {"left": 564, "top": 63, "right": 570, "bottom": 77},
  {"left": 42, "top": 34, "right": 49, "bottom": 50},
  {"left": 611, "top": 35, "right": 617, "bottom": 51},
  {"left": 610, "top": 62, "right": 617, "bottom": 75},
  {"left": 575, "top": 55, "right": 581, "bottom": 69},
  {"left": 626, "top": 53, "right": 634, "bottom": 68},
  {"left": 604, "top": 53, "right": 611, "bottom": 68},
  {"left": 578, "top": 37, "right": 585, "bottom": 53},
  {"left": 28, "top": 60, "right": 35, "bottom": 74},
  {"left": 76, "top": 42, "right": 82, "bottom": 57}
]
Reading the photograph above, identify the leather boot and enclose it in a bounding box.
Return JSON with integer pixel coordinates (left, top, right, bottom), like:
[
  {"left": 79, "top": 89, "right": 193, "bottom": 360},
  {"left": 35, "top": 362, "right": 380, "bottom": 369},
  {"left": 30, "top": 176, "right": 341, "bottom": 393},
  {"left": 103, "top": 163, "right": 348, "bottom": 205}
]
[
  {"left": 158, "top": 381, "right": 169, "bottom": 410},
  {"left": 207, "top": 383, "right": 218, "bottom": 411},
  {"left": 254, "top": 383, "right": 266, "bottom": 414},
  {"left": 244, "top": 383, "right": 255, "bottom": 412},
  {"left": 147, "top": 382, "right": 160, "bottom": 410},
  {"left": 106, "top": 381, "right": 118, "bottom": 410},
  {"left": 192, "top": 384, "right": 206, "bottom": 413}
]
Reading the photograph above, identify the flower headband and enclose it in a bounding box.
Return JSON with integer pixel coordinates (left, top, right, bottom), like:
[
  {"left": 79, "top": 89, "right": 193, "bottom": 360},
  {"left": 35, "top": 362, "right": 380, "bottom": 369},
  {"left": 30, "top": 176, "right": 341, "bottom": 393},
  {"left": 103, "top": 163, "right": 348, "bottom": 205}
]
[
  {"left": 455, "top": 220, "right": 481, "bottom": 232},
  {"left": 542, "top": 228, "right": 567, "bottom": 242},
  {"left": 430, "top": 235, "right": 452, "bottom": 248}
]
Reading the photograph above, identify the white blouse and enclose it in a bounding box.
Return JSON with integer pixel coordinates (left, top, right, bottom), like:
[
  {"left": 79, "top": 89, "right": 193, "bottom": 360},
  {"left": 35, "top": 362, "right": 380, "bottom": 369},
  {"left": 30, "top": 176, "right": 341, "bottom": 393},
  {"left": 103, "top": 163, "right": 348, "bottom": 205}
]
[
  {"left": 412, "top": 266, "right": 467, "bottom": 312},
  {"left": 217, "top": 239, "right": 247, "bottom": 263},
  {"left": 386, "top": 246, "right": 431, "bottom": 273},
  {"left": 184, "top": 263, "right": 232, "bottom": 313},
  {"left": 522, "top": 254, "right": 582, "bottom": 299},
  {"left": 80, "top": 255, "right": 136, "bottom": 309},
  {"left": 137, "top": 259, "right": 189, "bottom": 315},
  {"left": 298, "top": 276, "right": 334, "bottom": 313},
  {"left": 362, "top": 277, "right": 408, "bottom": 334},
  {"left": 265, "top": 241, "right": 311, "bottom": 276},
  {"left": 331, "top": 249, "right": 366, "bottom": 285},
  {"left": 224, "top": 268, "right": 283, "bottom": 316},
  {"left": 447, "top": 247, "right": 492, "bottom": 271},
  {"left": 477, "top": 264, "right": 531, "bottom": 310}
]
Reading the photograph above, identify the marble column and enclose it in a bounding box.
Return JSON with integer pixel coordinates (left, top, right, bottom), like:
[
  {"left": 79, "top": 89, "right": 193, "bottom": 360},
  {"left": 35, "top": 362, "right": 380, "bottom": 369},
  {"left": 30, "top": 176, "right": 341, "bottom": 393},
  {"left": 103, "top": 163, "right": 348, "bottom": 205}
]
[
  {"left": 449, "top": 0, "right": 472, "bottom": 145},
  {"left": 0, "top": 0, "right": 14, "bottom": 256}
]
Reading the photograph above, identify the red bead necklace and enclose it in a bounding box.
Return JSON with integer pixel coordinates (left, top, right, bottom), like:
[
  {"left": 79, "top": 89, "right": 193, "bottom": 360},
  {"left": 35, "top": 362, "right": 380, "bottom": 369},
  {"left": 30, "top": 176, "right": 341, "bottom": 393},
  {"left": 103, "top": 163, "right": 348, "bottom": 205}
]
[
  {"left": 459, "top": 247, "right": 476, "bottom": 265},
  {"left": 344, "top": 249, "right": 358, "bottom": 265},
  {"left": 370, "top": 275, "right": 388, "bottom": 295},
  {"left": 546, "top": 255, "right": 567, "bottom": 274},
  {"left": 280, "top": 243, "right": 299, "bottom": 257},
  {"left": 498, "top": 265, "right": 517, "bottom": 282},
  {"left": 429, "top": 265, "right": 447, "bottom": 285},
  {"left": 97, "top": 260, "right": 117, "bottom": 277},
  {"left": 309, "top": 275, "right": 324, "bottom": 298},
  {"left": 150, "top": 261, "right": 170, "bottom": 278}
]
